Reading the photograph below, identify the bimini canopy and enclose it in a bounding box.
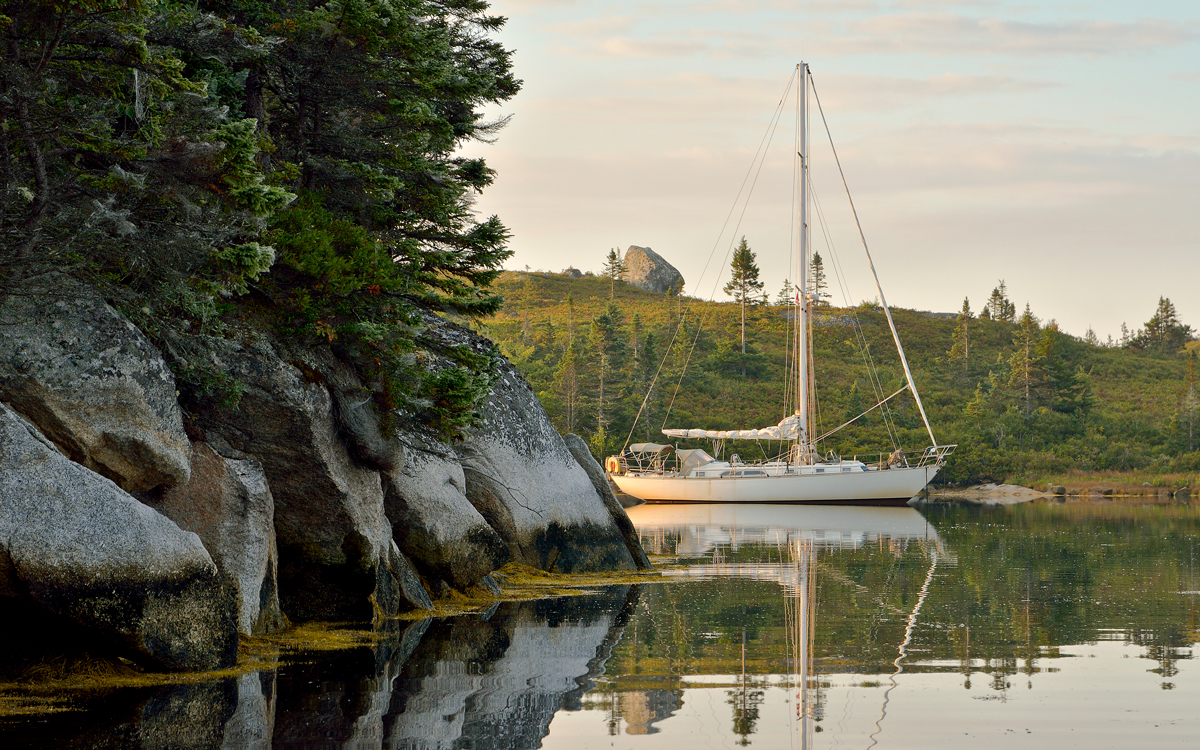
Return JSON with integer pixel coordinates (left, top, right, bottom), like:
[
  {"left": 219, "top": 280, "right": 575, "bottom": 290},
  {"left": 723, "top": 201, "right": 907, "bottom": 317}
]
[
  {"left": 662, "top": 414, "right": 801, "bottom": 441},
  {"left": 627, "top": 442, "right": 675, "bottom": 456},
  {"left": 676, "top": 448, "right": 716, "bottom": 474}
]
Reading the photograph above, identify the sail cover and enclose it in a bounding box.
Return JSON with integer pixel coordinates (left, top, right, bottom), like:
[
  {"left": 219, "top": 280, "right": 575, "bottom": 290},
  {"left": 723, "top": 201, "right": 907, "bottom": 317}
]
[{"left": 662, "top": 414, "right": 801, "bottom": 441}]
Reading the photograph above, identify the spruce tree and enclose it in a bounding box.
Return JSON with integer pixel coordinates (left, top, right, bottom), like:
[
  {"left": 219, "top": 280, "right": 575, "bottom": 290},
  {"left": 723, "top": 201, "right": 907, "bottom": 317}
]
[
  {"left": 776, "top": 279, "right": 794, "bottom": 306},
  {"left": 949, "top": 297, "right": 972, "bottom": 374},
  {"left": 809, "top": 252, "right": 828, "bottom": 307},
  {"left": 986, "top": 281, "right": 1016, "bottom": 322},
  {"left": 723, "top": 236, "right": 764, "bottom": 375},
  {"left": 1008, "top": 304, "right": 1041, "bottom": 416},
  {"left": 602, "top": 248, "right": 627, "bottom": 299},
  {"left": 1136, "top": 297, "right": 1193, "bottom": 354}
]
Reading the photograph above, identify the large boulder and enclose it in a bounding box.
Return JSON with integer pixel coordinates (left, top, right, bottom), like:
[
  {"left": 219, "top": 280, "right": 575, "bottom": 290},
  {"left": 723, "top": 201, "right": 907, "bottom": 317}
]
[
  {"left": 0, "top": 275, "right": 190, "bottom": 492},
  {"left": 188, "top": 329, "right": 426, "bottom": 621},
  {"left": 620, "top": 245, "right": 684, "bottom": 294},
  {"left": 382, "top": 427, "right": 510, "bottom": 592},
  {"left": 0, "top": 402, "right": 236, "bottom": 670},
  {"left": 563, "top": 434, "right": 652, "bottom": 570},
  {"left": 149, "top": 442, "right": 285, "bottom": 635},
  {"left": 443, "top": 333, "right": 638, "bottom": 572}
]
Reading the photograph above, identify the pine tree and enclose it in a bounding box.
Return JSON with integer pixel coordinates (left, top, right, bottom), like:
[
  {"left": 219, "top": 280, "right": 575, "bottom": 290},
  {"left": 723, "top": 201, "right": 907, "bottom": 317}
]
[
  {"left": 1185, "top": 351, "right": 1198, "bottom": 451},
  {"left": 1008, "top": 304, "right": 1041, "bottom": 416},
  {"left": 949, "top": 297, "right": 973, "bottom": 374},
  {"left": 809, "top": 252, "right": 828, "bottom": 307},
  {"left": 1135, "top": 297, "right": 1194, "bottom": 354},
  {"left": 590, "top": 301, "right": 628, "bottom": 435},
  {"left": 554, "top": 341, "right": 584, "bottom": 432},
  {"left": 602, "top": 248, "right": 627, "bottom": 299},
  {"left": 723, "top": 236, "right": 764, "bottom": 376},
  {"left": 776, "top": 279, "right": 795, "bottom": 307},
  {"left": 986, "top": 281, "right": 1016, "bottom": 322},
  {"left": 1084, "top": 327, "right": 1100, "bottom": 346}
]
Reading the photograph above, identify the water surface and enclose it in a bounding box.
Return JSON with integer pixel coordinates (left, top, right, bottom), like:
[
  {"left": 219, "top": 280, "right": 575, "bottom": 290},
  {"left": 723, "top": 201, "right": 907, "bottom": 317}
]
[{"left": 4, "top": 500, "right": 1200, "bottom": 749}]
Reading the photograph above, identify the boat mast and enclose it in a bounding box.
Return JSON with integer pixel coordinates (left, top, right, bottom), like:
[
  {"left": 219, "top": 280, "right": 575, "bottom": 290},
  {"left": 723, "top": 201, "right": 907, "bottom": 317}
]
[{"left": 796, "top": 62, "right": 810, "bottom": 463}]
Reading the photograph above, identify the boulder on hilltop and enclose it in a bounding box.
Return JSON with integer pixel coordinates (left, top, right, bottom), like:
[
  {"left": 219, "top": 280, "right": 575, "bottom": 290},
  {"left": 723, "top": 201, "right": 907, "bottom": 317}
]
[{"left": 621, "top": 246, "right": 684, "bottom": 294}]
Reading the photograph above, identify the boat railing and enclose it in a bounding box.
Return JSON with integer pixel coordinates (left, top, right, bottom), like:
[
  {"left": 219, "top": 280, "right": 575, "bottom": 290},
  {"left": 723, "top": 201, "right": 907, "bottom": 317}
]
[{"left": 849, "top": 445, "right": 956, "bottom": 470}]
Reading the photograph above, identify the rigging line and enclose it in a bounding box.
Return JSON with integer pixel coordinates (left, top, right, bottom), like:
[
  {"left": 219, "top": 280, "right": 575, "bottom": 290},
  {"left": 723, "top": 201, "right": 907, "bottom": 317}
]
[
  {"left": 627, "top": 70, "right": 796, "bottom": 448},
  {"left": 812, "top": 384, "right": 909, "bottom": 443},
  {"left": 662, "top": 77, "right": 794, "bottom": 431},
  {"left": 867, "top": 549, "right": 938, "bottom": 749},
  {"left": 809, "top": 177, "right": 900, "bottom": 450},
  {"left": 805, "top": 115, "right": 899, "bottom": 448},
  {"left": 810, "top": 76, "right": 938, "bottom": 448},
  {"left": 809, "top": 155, "right": 901, "bottom": 449}
]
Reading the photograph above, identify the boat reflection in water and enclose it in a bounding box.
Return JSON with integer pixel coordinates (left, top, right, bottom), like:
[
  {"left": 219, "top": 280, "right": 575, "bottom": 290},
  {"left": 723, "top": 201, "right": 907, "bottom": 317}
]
[{"left": 605, "top": 503, "right": 943, "bottom": 748}]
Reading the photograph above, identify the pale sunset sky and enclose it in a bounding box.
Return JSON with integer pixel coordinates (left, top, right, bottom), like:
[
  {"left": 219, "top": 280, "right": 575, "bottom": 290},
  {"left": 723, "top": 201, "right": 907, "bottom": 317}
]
[{"left": 460, "top": 0, "right": 1200, "bottom": 341}]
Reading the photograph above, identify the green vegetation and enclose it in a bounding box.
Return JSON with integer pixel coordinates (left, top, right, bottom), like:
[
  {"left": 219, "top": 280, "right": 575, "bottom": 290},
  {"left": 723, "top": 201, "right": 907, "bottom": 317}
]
[
  {"left": 0, "top": 0, "right": 518, "bottom": 438},
  {"left": 482, "top": 271, "right": 1199, "bottom": 485}
]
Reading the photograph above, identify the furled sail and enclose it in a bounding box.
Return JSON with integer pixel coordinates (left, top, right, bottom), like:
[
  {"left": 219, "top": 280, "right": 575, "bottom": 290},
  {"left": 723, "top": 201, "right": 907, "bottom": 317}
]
[{"left": 661, "top": 414, "right": 801, "bottom": 441}]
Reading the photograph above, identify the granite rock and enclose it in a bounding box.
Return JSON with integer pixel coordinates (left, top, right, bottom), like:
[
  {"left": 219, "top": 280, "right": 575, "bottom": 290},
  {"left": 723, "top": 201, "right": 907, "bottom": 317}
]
[
  {"left": 0, "top": 275, "right": 190, "bottom": 491},
  {"left": 620, "top": 246, "right": 684, "bottom": 294},
  {"left": 0, "top": 401, "right": 236, "bottom": 670}
]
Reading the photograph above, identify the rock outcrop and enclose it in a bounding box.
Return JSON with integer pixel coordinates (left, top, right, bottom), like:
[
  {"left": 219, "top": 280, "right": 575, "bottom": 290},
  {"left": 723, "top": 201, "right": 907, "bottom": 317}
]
[
  {"left": 0, "top": 276, "right": 650, "bottom": 669},
  {"left": 0, "top": 275, "right": 191, "bottom": 492},
  {"left": 188, "top": 330, "right": 423, "bottom": 621},
  {"left": 621, "top": 245, "right": 684, "bottom": 294},
  {"left": 0, "top": 402, "right": 236, "bottom": 670},
  {"left": 383, "top": 428, "right": 510, "bottom": 591},
  {"left": 150, "top": 442, "right": 285, "bottom": 635},
  {"left": 563, "top": 434, "right": 652, "bottom": 570},
  {"left": 457, "top": 362, "right": 638, "bottom": 573}
]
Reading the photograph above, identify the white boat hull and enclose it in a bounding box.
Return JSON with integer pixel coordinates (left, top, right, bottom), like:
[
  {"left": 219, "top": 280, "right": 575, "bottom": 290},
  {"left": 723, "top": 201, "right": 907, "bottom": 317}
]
[{"left": 611, "top": 464, "right": 939, "bottom": 504}]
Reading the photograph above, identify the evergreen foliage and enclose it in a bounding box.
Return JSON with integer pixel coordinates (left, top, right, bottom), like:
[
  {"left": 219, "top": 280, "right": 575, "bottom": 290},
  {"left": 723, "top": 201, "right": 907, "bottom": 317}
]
[
  {"left": 723, "top": 236, "right": 764, "bottom": 376},
  {"left": 808, "top": 251, "right": 827, "bottom": 307},
  {"left": 487, "top": 271, "right": 1200, "bottom": 486},
  {"left": 1, "top": 0, "right": 520, "bottom": 438},
  {"left": 984, "top": 281, "right": 1016, "bottom": 322},
  {"left": 602, "top": 248, "right": 626, "bottom": 299},
  {"left": 948, "top": 297, "right": 972, "bottom": 374}
]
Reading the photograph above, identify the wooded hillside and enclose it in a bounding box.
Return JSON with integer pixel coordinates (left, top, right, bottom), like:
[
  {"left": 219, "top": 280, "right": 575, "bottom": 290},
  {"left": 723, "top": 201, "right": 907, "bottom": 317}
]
[{"left": 481, "top": 271, "right": 1199, "bottom": 486}]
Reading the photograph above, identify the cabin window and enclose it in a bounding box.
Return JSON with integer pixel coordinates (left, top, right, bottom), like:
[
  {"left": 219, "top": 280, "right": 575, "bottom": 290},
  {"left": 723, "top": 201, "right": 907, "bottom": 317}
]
[
  {"left": 695, "top": 472, "right": 705, "bottom": 477},
  {"left": 814, "top": 468, "right": 824, "bottom": 473},
  {"left": 842, "top": 467, "right": 851, "bottom": 473}
]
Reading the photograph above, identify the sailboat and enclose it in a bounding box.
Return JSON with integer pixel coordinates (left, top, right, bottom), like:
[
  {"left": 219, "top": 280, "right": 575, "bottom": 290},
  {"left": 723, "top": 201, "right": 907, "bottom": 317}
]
[{"left": 607, "top": 63, "right": 954, "bottom": 504}]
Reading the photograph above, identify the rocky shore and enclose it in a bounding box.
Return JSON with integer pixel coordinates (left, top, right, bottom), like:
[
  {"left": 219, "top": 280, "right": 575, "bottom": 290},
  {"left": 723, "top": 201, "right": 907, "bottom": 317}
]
[{"left": 0, "top": 279, "right": 648, "bottom": 671}]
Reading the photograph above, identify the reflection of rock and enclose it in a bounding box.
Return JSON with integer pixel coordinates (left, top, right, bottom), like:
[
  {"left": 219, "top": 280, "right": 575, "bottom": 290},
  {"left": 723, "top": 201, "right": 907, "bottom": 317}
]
[
  {"left": 388, "top": 587, "right": 637, "bottom": 750},
  {"left": 221, "top": 673, "right": 276, "bottom": 750},
  {"left": 620, "top": 246, "right": 684, "bottom": 294},
  {"left": 620, "top": 689, "right": 681, "bottom": 735},
  {"left": 0, "top": 402, "right": 237, "bottom": 670},
  {"left": 271, "top": 617, "right": 429, "bottom": 747},
  {"left": 0, "top": 275, "right": 191, "bottom": 492}
]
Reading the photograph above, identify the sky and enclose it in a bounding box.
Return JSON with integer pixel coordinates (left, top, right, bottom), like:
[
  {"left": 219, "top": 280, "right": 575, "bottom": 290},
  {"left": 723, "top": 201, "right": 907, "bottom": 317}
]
[{"left": 459, "top": 0, "right": 1200, "bottom": 341}]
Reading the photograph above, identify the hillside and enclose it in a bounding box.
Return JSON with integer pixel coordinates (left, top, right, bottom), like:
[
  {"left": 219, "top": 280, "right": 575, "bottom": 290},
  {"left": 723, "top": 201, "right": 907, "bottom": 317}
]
[{"left": 479, "top": 271, "right": 1199, "bottom": 487}]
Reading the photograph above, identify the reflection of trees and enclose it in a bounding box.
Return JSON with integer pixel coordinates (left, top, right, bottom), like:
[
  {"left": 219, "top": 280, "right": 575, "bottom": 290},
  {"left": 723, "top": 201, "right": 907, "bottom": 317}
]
[
  {"left": 726, "top": 680, "right": 765, "bottom": 745},
  {"left": 615, "top": 503, "right": 1200, "bottom": 694}
]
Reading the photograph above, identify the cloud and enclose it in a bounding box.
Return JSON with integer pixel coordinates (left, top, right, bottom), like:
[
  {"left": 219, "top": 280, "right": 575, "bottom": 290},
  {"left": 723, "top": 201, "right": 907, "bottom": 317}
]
[
  {"left": 813, "top": 72, "right": 1059, "bottom": 110},
  {"left": 598, "top": 37, "right": 711, "bottom": 57},
  {"left": 818, "top": 14, "right": 1199, "bottom": 57},
  {"left": 541, "top": 15, "right": 635, "bottom": 36}
]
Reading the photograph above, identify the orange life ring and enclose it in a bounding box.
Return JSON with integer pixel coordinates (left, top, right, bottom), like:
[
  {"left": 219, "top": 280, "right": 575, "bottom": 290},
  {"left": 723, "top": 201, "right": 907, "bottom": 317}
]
[{"left": 605, "top": 456, "right": 621, "bottom": 474}]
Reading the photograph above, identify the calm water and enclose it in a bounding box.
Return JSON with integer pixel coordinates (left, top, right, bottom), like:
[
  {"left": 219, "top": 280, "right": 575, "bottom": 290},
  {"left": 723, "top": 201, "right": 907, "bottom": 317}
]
[{"left": 4, "top": 500, "right": 1200, "bottom": 748}]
